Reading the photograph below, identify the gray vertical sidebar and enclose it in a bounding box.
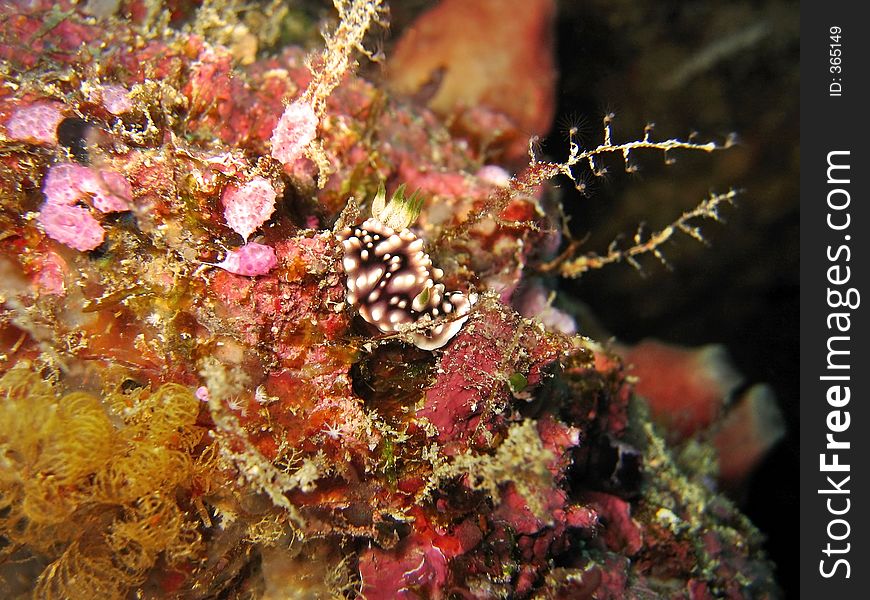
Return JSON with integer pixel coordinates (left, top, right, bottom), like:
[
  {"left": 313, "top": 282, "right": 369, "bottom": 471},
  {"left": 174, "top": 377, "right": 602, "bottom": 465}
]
[{"left": 800, "top": 1, "right": 869, "bottom": 597}]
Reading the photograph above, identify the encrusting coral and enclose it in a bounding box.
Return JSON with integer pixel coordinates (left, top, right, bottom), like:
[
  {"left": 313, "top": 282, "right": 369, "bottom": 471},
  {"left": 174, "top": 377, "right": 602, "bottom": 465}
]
[
  {"left": 0, "top": 0, "right": 781, "bottom": 598},
  {"left": 0, "top": 368, "right": 205, "bottom": 597}
]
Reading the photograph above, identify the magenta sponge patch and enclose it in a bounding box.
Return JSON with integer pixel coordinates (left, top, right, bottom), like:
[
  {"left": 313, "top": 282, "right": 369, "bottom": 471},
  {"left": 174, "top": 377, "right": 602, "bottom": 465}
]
[
  {"left": 37, "top": 163, "right": 132, "bottom": 251},
  {"left": 214, "top": 242, "right": 278, "bottom": 277},
  {"left": 269, "top": 99, "right": 318, "bottom": 166},
  {"left": 221, "top": 176, "right": 277, "bottom": 242},
  {"left": 4, "top": 101, "right": 66, "bottom": 145}
]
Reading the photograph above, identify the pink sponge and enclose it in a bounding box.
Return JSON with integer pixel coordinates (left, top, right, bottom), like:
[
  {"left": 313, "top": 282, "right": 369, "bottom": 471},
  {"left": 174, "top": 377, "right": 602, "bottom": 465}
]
[
  {"left": 99, "top": 84, "right": 133, "bottom": 115},
  {"left": 269, "top": 99, "right": 318, "bottom": 165},
  {"left": 41, "top": 164, "right": 89, "bottom": 206},
  {"left": 82, "top": 169, "right": 133, "bottom": 213},
  {"left": 42, "top": 163, "right": 132, "bottom": 213},
  {"left": 37, "top": 203, "right": 105, "bottom": 252},
  {"left": 42, "top": 163, "right": 133, "bottom": 213},
  {"left": 215, "top": 242, "right": 278, "bottom": 276},
  {"left": 5, "top": 101, "right": 66, "bottom": 145},
  {"left": 38, "top": 163, "right": 132, "bottom": 251},
  {"left": 221, "top": 176, "right": 277, "bottom": 241}
]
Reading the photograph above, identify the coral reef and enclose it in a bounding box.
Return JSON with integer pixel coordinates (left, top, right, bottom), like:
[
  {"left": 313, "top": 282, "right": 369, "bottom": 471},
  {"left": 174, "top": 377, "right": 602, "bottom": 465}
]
[{"left": 0, "top": 1, "right": 781, "bottom": 598}]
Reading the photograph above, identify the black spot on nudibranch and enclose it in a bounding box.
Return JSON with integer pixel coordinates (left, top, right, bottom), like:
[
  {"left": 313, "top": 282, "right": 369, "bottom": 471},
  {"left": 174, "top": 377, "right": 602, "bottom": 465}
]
[{"left": 338, "top": 217, "right": 475, "bottom": 350}]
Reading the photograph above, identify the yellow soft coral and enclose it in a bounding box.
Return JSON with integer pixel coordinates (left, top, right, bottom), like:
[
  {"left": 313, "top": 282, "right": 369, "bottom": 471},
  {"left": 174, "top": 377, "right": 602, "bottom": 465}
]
[{"left": 0, "top": 365, "right": 208, "bottom": 598}]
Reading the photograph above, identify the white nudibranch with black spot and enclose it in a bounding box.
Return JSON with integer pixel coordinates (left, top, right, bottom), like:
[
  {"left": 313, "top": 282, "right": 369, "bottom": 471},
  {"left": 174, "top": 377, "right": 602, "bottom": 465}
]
[{"left": 337, "top": 184, "right": 476, "bottom": 350}]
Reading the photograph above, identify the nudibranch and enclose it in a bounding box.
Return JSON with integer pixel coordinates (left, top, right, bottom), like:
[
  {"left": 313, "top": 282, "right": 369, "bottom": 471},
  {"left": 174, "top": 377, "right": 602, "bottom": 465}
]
[{"left": 338, "top": 184, "right": 476, "bottom": 350}]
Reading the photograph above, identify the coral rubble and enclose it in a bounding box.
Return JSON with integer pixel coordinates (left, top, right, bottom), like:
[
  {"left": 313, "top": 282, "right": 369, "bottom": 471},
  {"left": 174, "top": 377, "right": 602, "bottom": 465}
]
[{"left": 0, "top": 1, "right": 779, "bottom": 598}]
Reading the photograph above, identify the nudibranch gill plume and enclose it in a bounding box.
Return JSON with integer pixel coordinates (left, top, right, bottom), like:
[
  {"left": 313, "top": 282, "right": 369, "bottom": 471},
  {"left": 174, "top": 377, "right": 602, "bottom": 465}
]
[{"left": 338, "top": 185, "right": 476, "bottom": 350}]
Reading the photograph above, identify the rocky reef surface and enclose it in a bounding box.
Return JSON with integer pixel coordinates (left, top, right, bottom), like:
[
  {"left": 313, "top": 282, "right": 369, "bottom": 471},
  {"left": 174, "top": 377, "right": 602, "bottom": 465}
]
[{"left": 0, "top": 1, "right": 782, "bottom": 598}]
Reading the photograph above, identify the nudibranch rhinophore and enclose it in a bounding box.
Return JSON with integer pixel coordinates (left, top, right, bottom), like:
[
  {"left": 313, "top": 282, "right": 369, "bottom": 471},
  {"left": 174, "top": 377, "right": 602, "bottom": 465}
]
[{"left": 337, "top": 185, "right": 476, "bottom": 350}]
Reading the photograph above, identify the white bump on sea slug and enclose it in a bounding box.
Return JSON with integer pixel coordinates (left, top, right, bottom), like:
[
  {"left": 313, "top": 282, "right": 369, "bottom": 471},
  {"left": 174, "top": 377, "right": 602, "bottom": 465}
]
[
  {"left": 431, "top": 284, "right": 444, "bottom": 305},
  {"left": 361, "top": 249, "right": 369, "bottom": 260},
  {"left": 366, "top": 265, "right": 385, "bottom": 287},
  {"left": 391, "top": 273, "right": 417, "bottom": 291},
  {"left": 381, "top": 237, "right": 400, "bottom": 254}
]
